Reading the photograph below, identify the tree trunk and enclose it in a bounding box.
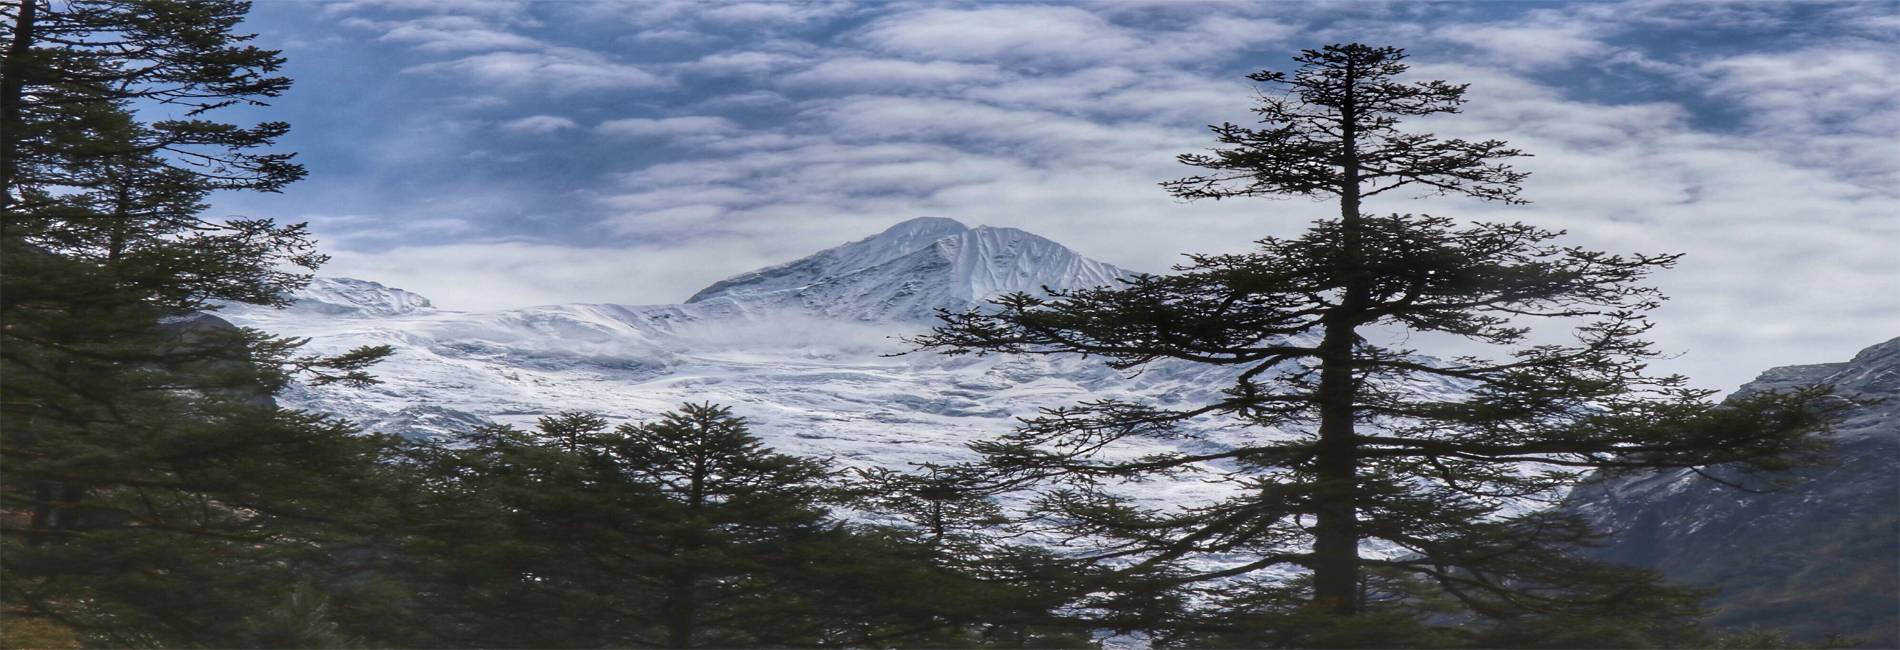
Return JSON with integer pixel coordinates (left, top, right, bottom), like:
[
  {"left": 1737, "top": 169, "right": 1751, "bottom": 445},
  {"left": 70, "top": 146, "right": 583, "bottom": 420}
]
[
  {"left": 663, "top": 570, "right": 698, "bottom": 649},
  {"left": 1310, "top": 320, "right": 1361, "bottom": 614},
  {"left": 662, "top": 460, "right": 709, "bottom": 648},
  {"left": 1309, "top": 60, "right": 1368, "bottom": 615},
  {"left": 1, "top": 0, "right": 38, "bottom": 211}
]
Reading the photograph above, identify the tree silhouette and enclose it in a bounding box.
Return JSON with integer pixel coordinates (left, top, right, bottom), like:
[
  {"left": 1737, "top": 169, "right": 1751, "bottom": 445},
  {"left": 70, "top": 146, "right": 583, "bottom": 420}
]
[{"left": 913, "top": 44, "right": 1835, "bottom": 635}]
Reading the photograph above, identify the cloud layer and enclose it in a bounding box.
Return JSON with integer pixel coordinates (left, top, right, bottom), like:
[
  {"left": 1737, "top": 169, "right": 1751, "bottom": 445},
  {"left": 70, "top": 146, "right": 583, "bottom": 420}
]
[{"left": 229, "top": 0, "right": 1900, "bottom": 393}]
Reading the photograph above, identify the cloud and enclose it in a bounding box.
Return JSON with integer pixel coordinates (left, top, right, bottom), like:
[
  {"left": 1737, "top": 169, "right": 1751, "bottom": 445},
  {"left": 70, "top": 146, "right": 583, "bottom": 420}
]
[
  {"left": 698, "top": 1, "right": 853, "bottom": 25},
  {"left": 405, "top": 48, "right": 670, "bottom": 93},
  {"left": 858, "top": 6, "right": 1293, "bottom": 69},
  {"left": 322, "top": 239, "right": 795, "bottom": 310},
  {"left": 781, "top": 57, "right": 1003, "bottom": 89},
  {"left": 321, "top": 0, "right": 532, "bottom": 21},
  {"left": 499, "top": 115, "right": 578, "bottom": 134},
  {"left": 859, "top": 6, "right": 1142, "bottom": 67},
  {"left": 601, "top": 204, "right": 730, "bottom": 236},
  {"left": 1701, "top": 45, "right": 1900, "bottom": 135},
  {"left": 551, "top": 0, "right": 857, "bottom": 44},
  {"left": 595, "top": 116, "right": 740, "bottom": 140},
  {"left": 812, "top": 95, "right": 1189, "bottom": 158},
  {"left": 370, "top": 15, "right": 541, "bottom": 52},
  {"left": 678, "top": 50, "right": 813, "bottom": 77},
  {"left": 1695, "top": 44, "right": 1900, "bottom": 191},
  {"left": 1434, "top": 22, "right": 1612, "bottom": 69}
]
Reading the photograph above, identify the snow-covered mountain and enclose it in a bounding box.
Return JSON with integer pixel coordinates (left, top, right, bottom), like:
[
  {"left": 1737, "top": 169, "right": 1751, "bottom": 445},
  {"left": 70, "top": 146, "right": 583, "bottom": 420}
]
[
  {"left": 218, "top": 218, "right": 1252, "bottom": 498},
  {"left": 687, "top": 217, "right": 1129, "bottom": 321}
]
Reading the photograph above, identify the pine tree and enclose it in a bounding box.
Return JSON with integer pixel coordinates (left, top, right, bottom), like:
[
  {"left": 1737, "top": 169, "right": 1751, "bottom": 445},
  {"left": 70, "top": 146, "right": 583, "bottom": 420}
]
[
  {"left": 534, "top": 410, "right": 610, "bottom": 453},
  {"left": 374, "top": 405, "right": 1066, "bottom": 649},
  {"left": 612, "top": 403, "right": 839, "bottom": 648},
  {"left": 1, "top": 0, "right": 303, "bottom": 212},
  {"left": 854, "top": 465, "right": 1102, "bottom": 648},
  {"left": 1, "top": 1, "right": 389, "bottom": 644},
  {"left": 912, "top": 43, "right": 1836, "bottom": 636}
]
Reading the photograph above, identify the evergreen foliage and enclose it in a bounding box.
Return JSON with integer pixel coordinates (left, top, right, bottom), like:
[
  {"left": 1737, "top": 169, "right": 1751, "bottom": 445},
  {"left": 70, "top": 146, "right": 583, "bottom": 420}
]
[
  {"left": 912, "top": 43, "right": 1840, "bottom": 637},
  {"left": 358, "top": 404, "right": 1085, "bottom": 649},
  {"left": 1, "top": 1, "right": 389, "bottom": 645}
]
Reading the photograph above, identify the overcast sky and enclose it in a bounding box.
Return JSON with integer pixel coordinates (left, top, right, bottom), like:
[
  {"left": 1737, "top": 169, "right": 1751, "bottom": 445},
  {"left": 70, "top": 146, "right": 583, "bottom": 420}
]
[{"left": 214, "top": 0, "right": 1898, "bottom": 393}]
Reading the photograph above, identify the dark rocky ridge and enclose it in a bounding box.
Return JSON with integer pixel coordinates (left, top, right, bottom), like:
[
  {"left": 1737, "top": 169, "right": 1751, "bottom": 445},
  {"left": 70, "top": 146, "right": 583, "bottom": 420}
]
[{"left": 1562, "top": 338, "right": 1899, "bottom": 645}]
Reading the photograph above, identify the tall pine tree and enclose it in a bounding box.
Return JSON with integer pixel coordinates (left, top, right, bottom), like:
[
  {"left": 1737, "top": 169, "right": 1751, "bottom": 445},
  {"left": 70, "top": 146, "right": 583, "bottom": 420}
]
[
  {"left": 913, "top": 43, "right": 1836, "bottom": 639},
  {"left": 2, "top": 1, "right": 389, "bottom": 645}
]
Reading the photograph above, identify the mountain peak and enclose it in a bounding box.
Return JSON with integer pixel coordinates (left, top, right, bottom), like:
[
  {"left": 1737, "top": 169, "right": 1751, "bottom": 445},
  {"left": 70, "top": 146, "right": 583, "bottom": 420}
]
[
  {"left": 882, "top": 216, "right": 968, "bottom": 237},
  {"left": 685, "top": 217, "right": 1126, "bottom": 320},
  {"left": 684, "top": 217, "right": 963, "bottom": 305},
  {"left": 289, "top": 277, "right": 434, "bottom": 317}
]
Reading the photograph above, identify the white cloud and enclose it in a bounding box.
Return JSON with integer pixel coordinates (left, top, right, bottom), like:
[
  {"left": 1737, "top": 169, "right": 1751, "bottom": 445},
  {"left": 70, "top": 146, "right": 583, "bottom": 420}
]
[
  {"left": 1702, "top": 45, "right": 1900, "bottom": 135},
  {"left": 371, "top": 15, "right": 541, "bottom": 52},
  {"left": 405, "top": 48, "right": 670, "bottom": 93},
  {"left": 1692, "top": 44, "right": 1900, "bottom": 193},
  {"left": 678, "top": 50, "right": 813, "bottom": 76},
  {"left": 699, "top": 1, "right": 853, "bottom": 25},
  {"left": 859, "top": 6, "right": 1143, "bottom": 66},
  {"left": 322, "top": 0, "right": 532, "bottom": 21},
  {"left": 595, "top": 116, "right": 740, "bottom": 139},
  {"left": 553, "top": 0, "right": 856, "bottom": 41},
  {"left": 499, "top": 115, "right": 578, "bottom": 134},
  {"left": 781, "top": 57, "right": 1003, "bottom": 89},
  {"left": 601, "top": 204, "right": 730, "bottom": 236},
  {"left": 858, "top": 6, "right": 1293, "bottom": 69},
  {"left": 324, "top": 240, "right": 771, "bottom": 310},
  {"left": 1434, "top": 23, "right": 1611, "bottom": 69}
]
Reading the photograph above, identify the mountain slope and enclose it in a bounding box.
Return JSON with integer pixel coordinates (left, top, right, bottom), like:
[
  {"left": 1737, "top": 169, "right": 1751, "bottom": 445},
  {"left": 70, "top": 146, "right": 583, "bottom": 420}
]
[{"left": 1561, "top": 338, "right": 1900, "bottom": 645}]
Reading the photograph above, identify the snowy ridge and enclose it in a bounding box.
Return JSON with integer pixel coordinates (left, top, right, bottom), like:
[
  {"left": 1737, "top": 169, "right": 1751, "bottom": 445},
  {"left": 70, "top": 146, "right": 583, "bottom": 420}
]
[{"left": 281, "top": 277, "right": 434, "bottom": 317}]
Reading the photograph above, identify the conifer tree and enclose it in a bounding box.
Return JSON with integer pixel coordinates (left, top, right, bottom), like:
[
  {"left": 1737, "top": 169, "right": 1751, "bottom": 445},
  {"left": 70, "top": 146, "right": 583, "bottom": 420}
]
[
  {"left": 614, "top": 403, "right": 838, "bottom": 648},
  {"left": 912, "top": 43, "right": 1836, "bottom": 636},
  {"left": 1, "top": 0, "right": 303, "bottom": 212},
  {"left": 374, "top": 405, "right": 1068, "bottom": 649},
  {"left": 854, "top": 465, "right": 1102, "bottom": 648},
  {"left": 1, "top": 1, "right": 389, "bottom": 644}
]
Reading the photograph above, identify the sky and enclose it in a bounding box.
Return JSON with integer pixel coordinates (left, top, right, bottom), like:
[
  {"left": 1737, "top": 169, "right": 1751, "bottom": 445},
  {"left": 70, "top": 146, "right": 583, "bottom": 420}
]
[{"left": 210, "top": 0, "right": 1898, "bottom": 393}]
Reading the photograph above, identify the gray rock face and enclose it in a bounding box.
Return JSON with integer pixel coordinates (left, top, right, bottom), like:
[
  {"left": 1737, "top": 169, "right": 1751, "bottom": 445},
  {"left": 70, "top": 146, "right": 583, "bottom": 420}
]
[{"left": 1562, "top": 337, "right": 1899, "bottom": 645}]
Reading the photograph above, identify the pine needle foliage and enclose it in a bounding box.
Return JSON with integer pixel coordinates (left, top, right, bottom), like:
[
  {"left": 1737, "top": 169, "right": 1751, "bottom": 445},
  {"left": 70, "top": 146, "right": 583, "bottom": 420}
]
[{"left": 2, "top": 1, "right": 389, "bottom": 645}]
